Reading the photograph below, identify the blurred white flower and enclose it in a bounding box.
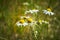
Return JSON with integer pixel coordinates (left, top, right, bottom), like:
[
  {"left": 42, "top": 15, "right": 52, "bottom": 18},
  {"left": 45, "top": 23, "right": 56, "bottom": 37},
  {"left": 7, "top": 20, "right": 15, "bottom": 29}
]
[
  {"left": 29, "top": 9, "right": 39, "bottom": 13},
  {"left": 34, "top": 31, "right": 38, "bottom": 37},
  {"left": 16, "top": 20, "right": 28, "bottom": 27},
  {"left": 44, "top": 21, "right": 49, "bottom": 24},
  {"left": 23, "top": 2, "right": 29, "bottom": 6},
  {"left": 26, "top": 18, "right": 37, "bottom": 26},
  {"left": 39, "top": 20, "right": 49, "bottom": 24},
  {"left": 43, "top": 8, "right": 54, "bottom": 15},
  {"left": 25, "top": 9, "right": 39, "bottom": 14}
]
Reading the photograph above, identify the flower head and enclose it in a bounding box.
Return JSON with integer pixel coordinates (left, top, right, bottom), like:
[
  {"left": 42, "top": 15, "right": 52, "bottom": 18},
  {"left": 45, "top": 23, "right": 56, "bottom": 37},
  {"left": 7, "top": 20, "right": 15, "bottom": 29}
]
[
  {"left": 23, "top": 2, "right": 29, "bottom": 6},
  {"left": 16, "top": 19, "right": 28, "bottom": 27},
  {"left": 25, "top": 9, "right": 39, "bottom": 14},
  {"left": 38, "top": 20, "right": 49, "bottom": 24},
  {"left": 26, "top": 18, "right": 36, "bottom": 26},
  {"left": 29, "top": 9, "right": 39, "bottom": 13},
  {"left": 43, "top": 8, "right": 54, "bottom": 15}
]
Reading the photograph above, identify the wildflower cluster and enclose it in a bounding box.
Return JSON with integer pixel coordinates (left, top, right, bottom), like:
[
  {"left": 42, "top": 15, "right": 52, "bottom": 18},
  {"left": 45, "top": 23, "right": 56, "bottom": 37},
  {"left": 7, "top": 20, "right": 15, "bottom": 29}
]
[
  {"left": 16, "top": 16, "right": 36, "bottom": 27},
  {"left": 16, "top": 3, "right": 55, "bottom": 38},
  {"left": 16, "top": 8, "right": 54, "bottom": 27}
]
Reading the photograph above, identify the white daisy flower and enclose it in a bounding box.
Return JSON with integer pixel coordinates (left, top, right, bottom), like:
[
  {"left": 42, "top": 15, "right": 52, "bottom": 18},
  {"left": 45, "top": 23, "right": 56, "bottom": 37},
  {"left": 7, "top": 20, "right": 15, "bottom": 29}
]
[
  {"left": 43, "top": 8, "right": 54, "bottom": 15},
  {"left": 16, "top": 22, "right": 28, "bottom": 27},
  {"left": 29, "top": 9, "right": 39, "bottom": 13},
  {"left": 44, "top": 21, "right": 49, "bottom": 24},
  {"left": 27, "top": 18, "right": 36, "bottom": 26},
  {"left": 16, "top": 20, "right": 28, "bottom": 27},
  {"left": 23, "top": 2, "right": 29, "bottom": 6},
  {"left": 38, "top": 20, "right": 49, "bottom": 24},
  {"left": 25, "top": 9, "right": 39, "bottom": 14}
]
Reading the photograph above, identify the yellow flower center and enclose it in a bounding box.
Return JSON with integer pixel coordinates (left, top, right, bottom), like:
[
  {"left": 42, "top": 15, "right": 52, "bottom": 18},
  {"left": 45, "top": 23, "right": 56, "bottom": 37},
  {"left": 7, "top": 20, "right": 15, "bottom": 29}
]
[
  {"left": 19, "top": 19, "right": 25, "bottom": 24},
  {"left": 47, "top": 8, "right": 51, "bottom": 12},
  {"left": 27, "top": 18, "right": 32, "bottom": 23}
]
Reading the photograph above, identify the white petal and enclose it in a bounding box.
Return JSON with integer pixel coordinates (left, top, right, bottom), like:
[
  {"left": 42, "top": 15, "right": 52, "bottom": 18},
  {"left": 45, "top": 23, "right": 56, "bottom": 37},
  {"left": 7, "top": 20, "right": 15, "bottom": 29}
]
[
  {"left": 50, "top": 12, "right": 54, "bottom": 15},
  {"left": 25, "top": 11, "right": 30, "bottom": 14},
  {"left": 47, "top": 11, "right": 51, "bottom": 15},
  {"left": 43, "top": 10, "right": 48, "bottom": 13},
  {"left": 23, "top": 23, "right": 28, "bottom": 26},
  {"left": 29, "top": 10, "right": 34, "bottom": 13},
  {"left": 16, "top": 22, "right": 22, "bottom": 26}
]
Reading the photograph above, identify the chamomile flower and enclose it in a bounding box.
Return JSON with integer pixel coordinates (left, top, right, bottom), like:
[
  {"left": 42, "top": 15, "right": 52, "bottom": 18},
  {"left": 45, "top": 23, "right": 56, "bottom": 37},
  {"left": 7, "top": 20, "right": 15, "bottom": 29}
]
[
  {"left": 27, "top": 18, "right": 33, "bottom": 26},
  {"left": 16, "top": 19, "right": 28, "bottom": 27},
  {"left": 38, "top": 20, "right": 49, "bottom": 24},
  {"left": 44, "top": 21, "right": 49, "bottom": 24},
  {"left": 25, "top": 9, "right": 39, "bottom": 14},
  {"left": 43, "top": 8, "right": 54, "bottom": 15},
  {"left": 23, "top": 2, "right": 29, "bottom": 6},
  {"left": 29, "top": 9, "right": 39, "bottom": 13},
  {"left": 27, "top": 18, "right": 36, "bottom": 26}
]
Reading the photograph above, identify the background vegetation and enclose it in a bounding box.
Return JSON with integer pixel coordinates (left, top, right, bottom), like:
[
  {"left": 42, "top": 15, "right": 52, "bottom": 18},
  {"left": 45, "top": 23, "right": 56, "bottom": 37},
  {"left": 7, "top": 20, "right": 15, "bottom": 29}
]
[{"left": 0, "top": 0, "right": 60, "bottom": 40}]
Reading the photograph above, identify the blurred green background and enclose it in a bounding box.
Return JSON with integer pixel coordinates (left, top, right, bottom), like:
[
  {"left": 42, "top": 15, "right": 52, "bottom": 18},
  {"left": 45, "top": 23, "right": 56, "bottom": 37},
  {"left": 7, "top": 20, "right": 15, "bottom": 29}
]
[{"left": 0, "top": 0, "right": 60, "bottom": 40}]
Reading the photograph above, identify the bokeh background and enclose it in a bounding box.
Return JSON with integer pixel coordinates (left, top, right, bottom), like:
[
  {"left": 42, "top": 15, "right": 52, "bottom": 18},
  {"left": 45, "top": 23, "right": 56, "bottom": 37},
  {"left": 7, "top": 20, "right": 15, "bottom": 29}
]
[{"left": 0, "top": 0, "right": 60, "bottom": 40}]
